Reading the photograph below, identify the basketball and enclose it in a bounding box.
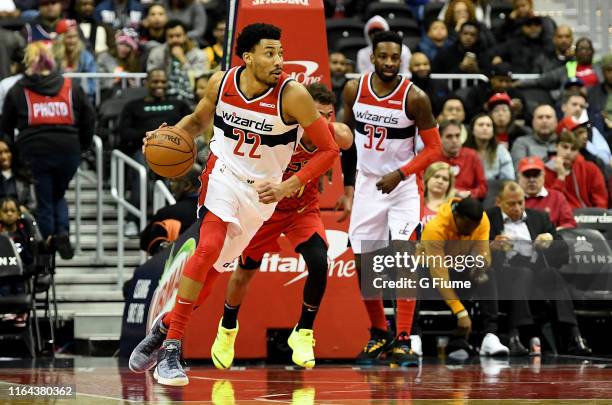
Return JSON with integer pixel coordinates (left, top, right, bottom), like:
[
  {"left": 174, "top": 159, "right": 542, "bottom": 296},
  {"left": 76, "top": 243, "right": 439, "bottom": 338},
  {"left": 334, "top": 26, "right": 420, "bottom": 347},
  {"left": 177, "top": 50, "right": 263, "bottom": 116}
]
[{"left": 144, "top": 126, "right": 196, "bottom": 179}]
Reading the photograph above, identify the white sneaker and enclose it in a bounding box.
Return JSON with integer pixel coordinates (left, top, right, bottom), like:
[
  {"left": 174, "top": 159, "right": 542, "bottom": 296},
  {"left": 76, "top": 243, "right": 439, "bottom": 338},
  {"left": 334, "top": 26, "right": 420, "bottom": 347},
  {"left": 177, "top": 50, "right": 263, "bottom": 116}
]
[
  {"left": 125, "top": 221, "right": 139, "bottom": 237},
  {"left": 409, "top": 335, "right": 423, "bottom": 357},
  {"left": 479, "top": 333, "right": 509, "bottom": 356}
]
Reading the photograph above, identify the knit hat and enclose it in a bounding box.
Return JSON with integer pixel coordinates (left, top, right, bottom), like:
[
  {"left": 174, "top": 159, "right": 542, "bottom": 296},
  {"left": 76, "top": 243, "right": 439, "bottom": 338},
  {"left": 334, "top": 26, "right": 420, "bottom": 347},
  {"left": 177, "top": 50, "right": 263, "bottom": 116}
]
[{"left": 115, "top": 28, "right": 139, "bottom": 52}]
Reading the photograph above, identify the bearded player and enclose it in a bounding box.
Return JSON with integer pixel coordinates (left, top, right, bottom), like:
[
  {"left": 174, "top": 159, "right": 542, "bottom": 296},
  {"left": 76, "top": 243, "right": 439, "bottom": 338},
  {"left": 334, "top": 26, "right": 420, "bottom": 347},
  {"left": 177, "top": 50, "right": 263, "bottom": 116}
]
[
  {"left": 129, "top": 23, "right": 338, "bottom": 386},
  {"left": 210, "top": 83, "right": 353, "bottom": 370},
  {"left": 340, "top": 31, "right": 441, "bottom": 367}
]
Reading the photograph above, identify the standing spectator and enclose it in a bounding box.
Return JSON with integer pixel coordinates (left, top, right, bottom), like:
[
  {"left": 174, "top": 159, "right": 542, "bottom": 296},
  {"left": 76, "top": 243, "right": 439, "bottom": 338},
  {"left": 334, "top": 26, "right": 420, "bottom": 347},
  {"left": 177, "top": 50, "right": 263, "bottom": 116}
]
[
  {"left": 166, "top": 0, "right": 207, "bottom": 45},
  {"left": 587, "top": 54, "right": 612, "bottom": 138},
  {"left": 544, "top": 130, "right": 608, "bottom": 209},
  {"left": 516, "top": 156, "right": 576, "bottom": 229},
  {"left": 464, "top": 113, "right": 515, "bottom": 181},
  {"left": 329, "top": 51, "right": 347, "bottom": 115},
  {"left": 492, "top": 15, "right": 555, "bottom": 74},
  {"left": 94, "top": 0, "right": 142, "bottom": 30},
  {"left": 432, "top": 21, "right": 490, "bottom": 75},
  {"left": 203, "top": 20, "right": 225, "bottom": 72},
  {"left": 488, "top": 92, "right": 532, "bottom": 150},
  {"left": 0, "top": 140, "right": 35, "bottom": 212},
  {"left": 70, "top": 0, "right": 112, "bottom": 56},
  {"left": 52, "top": 19, "right": 97, "bottom": 99},
  {"left": 21, "top": 0, "right": 63, "bottom": 44},
  {"left": 441, "top": 0, "right": 495, "bottom": 49},
  {"left": 1, "top": 42, "right": 95, "bottom": 258},
  {"left": 356, "top": 15, "right": 411, "bottom": 76},
  {"left": 139, "top": 2, "right": 168, "bottom": 53},
  {"left": 146, "top": 19, "right": 208, "bottom": 104},
  {"left": 429, "top": 119, "right": 488, "bottom": 199},
  {"left": 118, "top": 68, "right": 191, "bottom": 236},
  {"left": 409, "top": 52, "right": 450, "bottom": 116},
  {"left": 438, "top": 96, "right": 469, "bottom": 143},
  {"left": 511, "top": 104, "right": 558, "bottom": 167},
  {"left": 422, "top": 161, "right": 456, "bottom": 226},
  {"left": 416, "top": 19, "right": 451, "bottom": 63},
  {"left": 97, "top": 27, "right": 142, "bottom": 99}
]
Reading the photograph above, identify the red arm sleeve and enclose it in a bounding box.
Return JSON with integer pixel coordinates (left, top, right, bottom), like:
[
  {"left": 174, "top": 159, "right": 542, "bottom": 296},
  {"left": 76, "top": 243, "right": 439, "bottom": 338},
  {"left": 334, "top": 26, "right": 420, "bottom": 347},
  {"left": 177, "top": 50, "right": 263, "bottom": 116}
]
[
  {"left": 295, "top": 116, "right": 340, "bottom": 184},
  {"left": 399, "top": 126, "right": 442, "bottom": 178}
]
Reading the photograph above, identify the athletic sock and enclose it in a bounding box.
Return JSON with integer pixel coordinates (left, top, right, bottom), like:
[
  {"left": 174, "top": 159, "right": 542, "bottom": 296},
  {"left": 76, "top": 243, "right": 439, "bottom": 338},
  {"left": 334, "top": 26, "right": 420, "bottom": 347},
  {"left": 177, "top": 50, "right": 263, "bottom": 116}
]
[
  {"left": 396, "top": 299, "right": 416, "bottom": 335},
  {"left": 364, "top": 299, "right": 387, "bottom": 331},
  {"left": 222, "top": 302, "right": 240, "bottom": 329},
  {"left": 296, "top": 302, "right": 319, "bottom": 330},
  {"left": 166, "top": 295, "right": 195, "bottom": 340}
]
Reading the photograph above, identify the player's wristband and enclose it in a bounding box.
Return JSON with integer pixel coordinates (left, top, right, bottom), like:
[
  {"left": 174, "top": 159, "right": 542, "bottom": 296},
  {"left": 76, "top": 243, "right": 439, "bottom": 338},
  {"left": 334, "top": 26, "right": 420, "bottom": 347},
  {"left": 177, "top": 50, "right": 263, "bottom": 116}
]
[
  {"left": 447, "top": 299, "right": 465, "bottom": 315},
  {"left": 456, "top": 310, "right": 469, "bottom": 319}
]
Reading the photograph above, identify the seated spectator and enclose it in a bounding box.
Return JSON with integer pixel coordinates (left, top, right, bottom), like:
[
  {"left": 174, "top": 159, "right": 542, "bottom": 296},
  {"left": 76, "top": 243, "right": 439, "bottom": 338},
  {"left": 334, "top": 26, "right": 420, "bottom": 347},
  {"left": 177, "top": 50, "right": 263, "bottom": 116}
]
[
  {"left": 1, "top": 42, "right": 95, "bottom": 259},
  {"left": 203, "top": 20, "right": 225, "bottom": 72},
  {"left": 544, "top": 130, "right": 608, "bottom": 209},
  {"left": 511, "top": 104, "right": 558, "bottom": 167},
  {"left": 0, "top": 48, "right": 25, "bottom": 117},
  {"left": 94, "top": 0, "right": 142, "bottom": 30},
  {"left": 53, "top": 19, "right": 97, "bottom": 99},
  {"left": 329, "top": 51, "right": 347, "bottom": 116},
  {"left": 409, "top": 52, "right": 449, "bottom": 116},
  {"left": 492, "top": 14, "right": 556, "bottom": 74},
  {"left": 139, "top": 2, "right": 168, "bottom": 54},
  {"left": 463, "top": 62, "right": 527, "bottom": 121},
  {"left": 0, "top": 140, "right": 35, "bottom": 213},
  {"left": 493, "top": 0, "right": 556, "bottom": 44},
  {"left": 517, "top": 38, "right": 603, "bottom": 102},
  {"left": 0, "top": 196, "right": 34, "bottom": 266},
  {"left": 587, "top": 54, "right": 612, "bottom": 139},
  {"left": 432, "top": 21, "right": 490, "bottom": 75},
  {"left": 21, "top": 0, "right": 63, "bottom": 43},
  {"left": 166, "top": 0, "right": 207, "bottom": 45},
  {"left": 560, "top": 91, "right": 611, "bottom": 167},
  {"left": 146, "top": 19, "right": 208, "bottom": 104},
  {"left": 118, "top": 68, "right": 191, "bottom": 236},
  {"left": 97, "top": 28, "right": 142, "bottom": 100},
  {"left": 438, "top": 96, "right": 469, "bottom": 143},
  {"left": 70, "top": 0, "right": 112, "bottom": 56},
  {"left": 421, "top": 161, "right": 456, "bottom": 226},
  {"left": 429, "top": 119, "right": 488, "bottom": 199},
  {"left": 139, "top": 164, "right": 200, "bottom": 255},
  {"left": 357, "top": 15, "right": 411, "bottom": 76},
  {"left": 532, "top": 25, "right": 575, "bottom": 72},
  {"left": 487, "top": 181, "right": 590, "bottom": 356},
  {"left": 441, "top": 0, "right": 495, "bottom": 48},
  {"left": 517, "top": 156, "right": 576, "bottom": 229},
  {"left": 416, "top": 19, "right": 451, "bottom": 63},
  {"left": 488, "top": 92, "right": 532, "bottom": 150},
  {"left": 464, "top": 113, "right": 515, "bottom": 181}
]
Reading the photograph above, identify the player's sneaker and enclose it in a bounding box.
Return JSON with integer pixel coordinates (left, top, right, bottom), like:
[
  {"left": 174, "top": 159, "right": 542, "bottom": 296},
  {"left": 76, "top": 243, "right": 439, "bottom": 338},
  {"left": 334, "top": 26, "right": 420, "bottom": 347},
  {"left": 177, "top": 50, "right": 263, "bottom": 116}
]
[
  {"left": 390, "top": 332, "right": 419, "bottom": 367},
  {"left": 287, "top": 327, "right": 316, "bottom": 369},
  {"left": 211, "top": 318, "right": 239, "bottom": 370},
  {"left": 211, "top": 380, "right": 236, "bottom": 405},
  {"left": 480, "top": 333, "right": 510, "bottom": 356},
  {"left": 154, "top": 339, "right": 188, "bottom": 386},
  {"left": 356, "top": 328, "right": 393, "bottom": 365},
  {"left": 129, "top": 312, "right": 167, "bottom": 372}
]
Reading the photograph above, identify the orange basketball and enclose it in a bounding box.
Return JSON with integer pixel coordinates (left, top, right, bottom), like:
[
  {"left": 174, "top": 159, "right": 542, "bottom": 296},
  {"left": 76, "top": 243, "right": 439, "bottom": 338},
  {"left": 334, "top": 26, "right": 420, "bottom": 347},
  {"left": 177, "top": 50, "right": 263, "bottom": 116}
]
[{"left": 144, "top": 126, "right": 196, "bottom": 179}]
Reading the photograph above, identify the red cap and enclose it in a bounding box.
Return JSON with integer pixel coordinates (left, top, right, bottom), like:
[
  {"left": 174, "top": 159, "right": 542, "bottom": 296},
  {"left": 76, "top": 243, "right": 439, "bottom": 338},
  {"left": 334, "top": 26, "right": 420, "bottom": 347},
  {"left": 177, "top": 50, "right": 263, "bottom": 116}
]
[
  {"left": 556, "top": 116, "right": 584, "bottom": 135},
  {"left": 56, "top": 19, "right": 78, "bottom": 34},
  {"left": 487, "top": 92, "right": 512, "bottom": 110},
  {"left": 368, "top": 22, "right": 386, "bottom": 33},
  {"left": 518, "top": 156, "right": 545, "bottom": 173}
]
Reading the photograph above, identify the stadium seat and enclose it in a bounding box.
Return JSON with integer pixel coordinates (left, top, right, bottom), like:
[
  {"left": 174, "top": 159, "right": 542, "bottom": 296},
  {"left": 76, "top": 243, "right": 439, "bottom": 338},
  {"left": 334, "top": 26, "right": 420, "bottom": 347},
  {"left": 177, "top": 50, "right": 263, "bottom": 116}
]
[
  {"left": 423, "top": 2, "right": 444, "bottom": 27},
  {"left": 335, "top": 37, "right": 368, "bottom": 64},
  {"left": 490, "top": 0, "right": 513, "bottom": 21},
  {"left": 326, "top": 18, "right": 365, "bottom": 52},
  {"left": 402, "top": 35, "right": 421, "bottom": 52},
  {"left": 364, "top": 2, "right": 415, "bottom": 22},
  {"left": 573, "top": 207, "right": 612, "bottom": 240},
  {"left": 387, "top": 18, "right": 421, "bottom": 38},
  {"left": 483, "top": 180, "right": 504, "bottom": 209}
]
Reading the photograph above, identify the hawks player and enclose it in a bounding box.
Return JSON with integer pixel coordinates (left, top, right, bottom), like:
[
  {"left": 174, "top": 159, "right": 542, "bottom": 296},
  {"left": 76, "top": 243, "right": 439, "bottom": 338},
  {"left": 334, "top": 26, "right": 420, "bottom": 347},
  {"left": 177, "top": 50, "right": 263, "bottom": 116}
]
[
  {"left": 341, "top": 31, "right": 441, "bottom": 366},
  {"left": 210, "top": 83, "right": 352, "bottom": 370},
  {"left": 129, "top": 23, "right": 338, "bottom": 386}
]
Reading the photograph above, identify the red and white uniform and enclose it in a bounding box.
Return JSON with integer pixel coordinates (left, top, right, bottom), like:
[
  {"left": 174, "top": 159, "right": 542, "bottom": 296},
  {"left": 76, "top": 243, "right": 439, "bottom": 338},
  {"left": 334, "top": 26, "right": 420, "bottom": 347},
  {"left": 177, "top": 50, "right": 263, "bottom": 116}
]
[
  {"left": 200, "top": 66, "right": 301, "bottom": 268},
  {"left": 349, "top": 73, "right": 422, "bottom": 254},
  {"left": 242, "top": 137, "right": 327, "bottom": 262}
]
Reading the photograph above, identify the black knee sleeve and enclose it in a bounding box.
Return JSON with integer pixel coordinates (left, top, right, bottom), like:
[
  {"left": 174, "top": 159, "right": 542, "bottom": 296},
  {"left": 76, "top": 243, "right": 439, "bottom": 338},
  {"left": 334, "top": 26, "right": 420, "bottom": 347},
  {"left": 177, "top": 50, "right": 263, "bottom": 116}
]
[
  {"left": 239, "top": 255, "right": 262, "bottom": 270},
  {"left": 296, "top": 233, "right": 328, "bottom": 307}
]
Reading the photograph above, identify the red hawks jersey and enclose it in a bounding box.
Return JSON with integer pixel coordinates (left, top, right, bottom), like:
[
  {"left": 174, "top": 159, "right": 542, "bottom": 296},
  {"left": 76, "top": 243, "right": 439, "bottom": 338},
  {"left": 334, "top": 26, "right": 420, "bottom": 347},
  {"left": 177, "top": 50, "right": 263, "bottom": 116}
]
[
  {"left": 210, "top": 66, "right": 301, "bottom": 183},
  {"left": 277, "top": 133, "right": 319, "bottom": 212},
  {"left": 24, "top": 78, "right": 75, "bottom": 126},
  {"left": 352, "top": 73, "right": 416, "bottom": 178}
]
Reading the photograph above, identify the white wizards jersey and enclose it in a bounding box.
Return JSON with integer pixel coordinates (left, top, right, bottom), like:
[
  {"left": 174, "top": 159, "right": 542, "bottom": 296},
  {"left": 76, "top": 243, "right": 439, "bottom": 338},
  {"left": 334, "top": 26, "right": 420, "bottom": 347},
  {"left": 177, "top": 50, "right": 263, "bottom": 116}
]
[
  {"left": 352, "top": 72, "right": 417, "bottom": 177},
  {"left": 210, "top": 66, "right": 300, "bottom": 183}
]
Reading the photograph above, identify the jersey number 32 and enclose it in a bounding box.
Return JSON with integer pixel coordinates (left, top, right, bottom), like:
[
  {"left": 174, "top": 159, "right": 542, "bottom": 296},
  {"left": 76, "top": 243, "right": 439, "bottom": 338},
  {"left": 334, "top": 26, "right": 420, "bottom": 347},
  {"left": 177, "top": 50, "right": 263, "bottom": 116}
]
[{"left": 363, "top": 124, "right": 387, "bottom": 151}]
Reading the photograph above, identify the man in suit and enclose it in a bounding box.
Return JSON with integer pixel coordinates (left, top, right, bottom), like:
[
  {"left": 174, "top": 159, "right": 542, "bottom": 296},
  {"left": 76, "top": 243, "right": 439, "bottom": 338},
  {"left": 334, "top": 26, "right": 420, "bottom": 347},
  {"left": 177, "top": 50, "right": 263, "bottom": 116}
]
[{"left": 487, "top": 181, "right": 591, "bottom": 356}]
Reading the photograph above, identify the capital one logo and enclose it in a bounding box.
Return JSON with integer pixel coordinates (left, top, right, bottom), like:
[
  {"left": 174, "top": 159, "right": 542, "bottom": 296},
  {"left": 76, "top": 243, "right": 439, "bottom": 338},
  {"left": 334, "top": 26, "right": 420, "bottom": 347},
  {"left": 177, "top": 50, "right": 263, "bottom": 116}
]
[{"left": 284, "top": 61, "right": 323, "bottom": 85}]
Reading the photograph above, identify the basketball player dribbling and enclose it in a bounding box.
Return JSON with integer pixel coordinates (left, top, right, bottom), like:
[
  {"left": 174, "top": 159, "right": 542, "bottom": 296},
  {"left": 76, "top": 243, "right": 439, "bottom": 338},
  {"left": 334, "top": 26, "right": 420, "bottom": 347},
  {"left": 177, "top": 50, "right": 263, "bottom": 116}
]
[
  {"left": 341, "top": 31, "right": 442, "bottom": 367},
  {"left": 129, "top": 23, "right": 339, "bottom": 386}
]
